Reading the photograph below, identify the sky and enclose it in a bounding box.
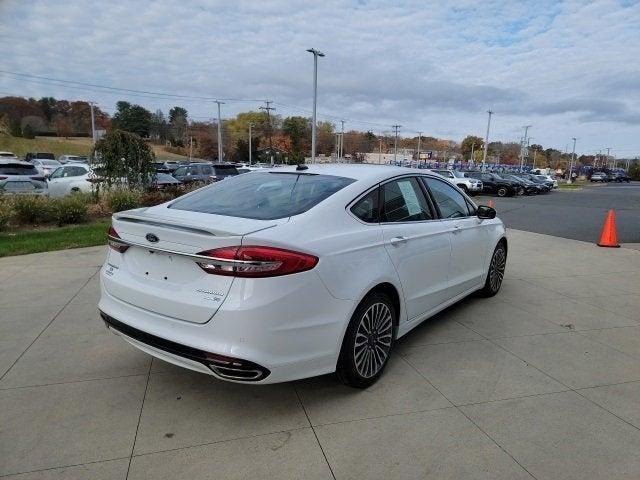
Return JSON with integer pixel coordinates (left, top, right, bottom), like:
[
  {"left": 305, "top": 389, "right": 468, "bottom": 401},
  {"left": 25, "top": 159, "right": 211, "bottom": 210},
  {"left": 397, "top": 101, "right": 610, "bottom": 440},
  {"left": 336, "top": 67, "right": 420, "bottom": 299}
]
[{"left": 1, "top": 0, "right": 639, "bottom": 157}]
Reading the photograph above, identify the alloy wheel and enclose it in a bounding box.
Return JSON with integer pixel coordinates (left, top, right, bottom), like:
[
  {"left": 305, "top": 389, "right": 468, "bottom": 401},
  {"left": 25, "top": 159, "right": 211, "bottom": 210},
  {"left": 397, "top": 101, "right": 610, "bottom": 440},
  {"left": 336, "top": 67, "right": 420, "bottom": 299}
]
[
  {"left": 353, "top": 302, "right": 393, "bottom": 378},
  {"left": 489, "top": 247, "right": 506, "bottom": 292}
]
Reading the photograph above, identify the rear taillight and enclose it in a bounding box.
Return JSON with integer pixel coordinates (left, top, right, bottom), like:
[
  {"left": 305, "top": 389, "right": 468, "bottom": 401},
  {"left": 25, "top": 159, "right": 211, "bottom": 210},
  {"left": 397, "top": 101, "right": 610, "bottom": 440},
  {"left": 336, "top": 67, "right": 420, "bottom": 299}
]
[
  {"left": 107, "top": 226, "right": 130, "bottom": 253},
  {"left": 0, "top": 176, "right": 7, "bottom": 180},
  {"left": 196, "top": 246, "right": 318, "bottom": 277}
]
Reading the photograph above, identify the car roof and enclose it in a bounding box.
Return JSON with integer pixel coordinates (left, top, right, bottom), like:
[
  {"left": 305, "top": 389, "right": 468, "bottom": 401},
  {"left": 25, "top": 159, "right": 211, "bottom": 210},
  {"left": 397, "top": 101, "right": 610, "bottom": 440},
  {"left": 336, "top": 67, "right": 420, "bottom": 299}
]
[{"left": 257, "top": 164, "right": 433, "bottom": 184}]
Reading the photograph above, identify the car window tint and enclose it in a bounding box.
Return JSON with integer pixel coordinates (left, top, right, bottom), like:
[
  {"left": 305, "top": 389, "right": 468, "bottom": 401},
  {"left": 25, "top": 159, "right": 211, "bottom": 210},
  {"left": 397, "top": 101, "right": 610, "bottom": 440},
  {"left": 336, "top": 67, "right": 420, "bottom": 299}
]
[
  {"left": 67, "top": 166, "right": 86, "bottom": 176},
  {"left": 0, "top": 163, "right": 38, "bottom": 175},
  {"left": 214, "top": 165, "right": 239, "bottom": 176},
  {"left": 174, "top": 167, "right": 186, "bottom": 176},
  {"left": 201, "top": 165, "right": 213, "bottom": 175},
  {"left": 422, "top": 177, "right": 471, "bottom": 219},
  {"left": 380, "top": 178, "right": 432, "bottom": 222},
  {"left": 169, "top": 172, "right": 354, "bottom": 220},
  {"left": 351, "top": 188, "right": 379, "bottom": 223}
]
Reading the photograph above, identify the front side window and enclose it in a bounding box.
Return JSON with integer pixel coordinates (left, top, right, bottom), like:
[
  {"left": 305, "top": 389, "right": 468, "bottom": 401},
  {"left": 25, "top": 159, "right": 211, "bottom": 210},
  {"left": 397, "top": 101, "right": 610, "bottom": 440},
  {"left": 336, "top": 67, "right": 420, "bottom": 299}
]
[
  {"left": 422, "top": 177, "right": 471, "bottom": 219},
  {"left": 351, "top": 188, "right": 379, "bottom": 223},
  {"left": 170, "top": 172, "right": 354, "bottom": 220},
  {"left": 174, "top": 166, "right": 186, "bottom": 176},
  {"left": 380, "top": 177, "right": 433, "bottom": 223}
]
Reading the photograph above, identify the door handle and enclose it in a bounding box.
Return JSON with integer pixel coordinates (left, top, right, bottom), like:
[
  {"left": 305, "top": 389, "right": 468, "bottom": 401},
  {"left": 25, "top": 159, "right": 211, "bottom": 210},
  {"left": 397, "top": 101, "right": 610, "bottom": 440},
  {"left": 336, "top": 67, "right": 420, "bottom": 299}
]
[
  {"left": 452, "top": 224, "right": 462, "bottom": 234},
  {"left": 389, "top": 236, "right": 408, "bottom": 246}
]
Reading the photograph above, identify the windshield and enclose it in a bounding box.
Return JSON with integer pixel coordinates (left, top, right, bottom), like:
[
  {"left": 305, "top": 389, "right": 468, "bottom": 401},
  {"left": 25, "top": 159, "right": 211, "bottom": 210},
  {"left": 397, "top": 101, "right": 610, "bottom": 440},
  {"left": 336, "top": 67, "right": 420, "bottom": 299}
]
[
  {"left": 169, "top": 171, "right": 355, "bottom": 220},
  {"left": 0, "top": 163, "right": 38, "bottom": 175}
]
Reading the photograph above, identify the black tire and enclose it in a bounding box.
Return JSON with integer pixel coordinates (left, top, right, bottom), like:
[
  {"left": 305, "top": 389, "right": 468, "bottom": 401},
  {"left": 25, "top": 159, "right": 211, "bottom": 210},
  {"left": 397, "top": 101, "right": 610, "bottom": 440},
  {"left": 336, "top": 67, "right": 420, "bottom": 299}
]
[
  {"left": 497, "top": 187, "right": 508, "bottom": 197},
  {"left": 478, "top": 242, "right": 507, "bottom": 297},
  {"left": 337, "top": 292, "right": 396, "bottom": 388},
  {"left": 516, "top": 186, "right": 525, "bottom": 196},
  {"left": 458, "top": 184, "right": 469, "bottom": 194}
]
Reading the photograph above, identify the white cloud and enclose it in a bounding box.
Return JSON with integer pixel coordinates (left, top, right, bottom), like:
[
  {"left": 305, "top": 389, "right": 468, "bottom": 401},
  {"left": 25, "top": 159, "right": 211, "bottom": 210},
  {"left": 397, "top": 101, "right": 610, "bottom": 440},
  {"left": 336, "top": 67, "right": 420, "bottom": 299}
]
[{"left": 0, "top": 0, "right": 638, "bottom": 155}]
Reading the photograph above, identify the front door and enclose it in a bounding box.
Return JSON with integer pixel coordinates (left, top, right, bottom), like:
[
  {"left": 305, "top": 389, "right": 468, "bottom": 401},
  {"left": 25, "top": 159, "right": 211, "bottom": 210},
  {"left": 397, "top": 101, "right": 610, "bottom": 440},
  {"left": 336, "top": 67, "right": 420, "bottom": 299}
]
[
  {"left": 422, "top": 177, "right": 487, "bottom": 296},
  {"left": 379, "top": 177, "right": 451, "bottom": 321}
]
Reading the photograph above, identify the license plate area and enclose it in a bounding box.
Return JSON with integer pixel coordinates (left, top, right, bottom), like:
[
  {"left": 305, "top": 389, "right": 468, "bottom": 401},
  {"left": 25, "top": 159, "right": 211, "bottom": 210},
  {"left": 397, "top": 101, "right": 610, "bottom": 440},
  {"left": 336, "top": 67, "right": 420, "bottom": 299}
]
[{"left": 130, "top": 247, "right": 200, "bottom": 284}]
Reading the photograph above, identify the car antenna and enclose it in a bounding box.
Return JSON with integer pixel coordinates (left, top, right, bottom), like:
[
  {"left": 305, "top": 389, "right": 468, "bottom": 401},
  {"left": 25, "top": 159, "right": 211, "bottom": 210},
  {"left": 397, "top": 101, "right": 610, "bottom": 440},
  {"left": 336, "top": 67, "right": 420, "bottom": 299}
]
[{"left": 296, "top": 164, "right": 308, "bottom": 171}]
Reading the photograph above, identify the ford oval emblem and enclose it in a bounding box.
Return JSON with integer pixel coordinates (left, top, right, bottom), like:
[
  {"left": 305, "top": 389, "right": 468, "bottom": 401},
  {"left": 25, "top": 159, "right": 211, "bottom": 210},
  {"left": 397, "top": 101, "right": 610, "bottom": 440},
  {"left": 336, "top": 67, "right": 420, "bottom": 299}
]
[{"left": 146, "top": 233, "right": 159, "bottom": 243}]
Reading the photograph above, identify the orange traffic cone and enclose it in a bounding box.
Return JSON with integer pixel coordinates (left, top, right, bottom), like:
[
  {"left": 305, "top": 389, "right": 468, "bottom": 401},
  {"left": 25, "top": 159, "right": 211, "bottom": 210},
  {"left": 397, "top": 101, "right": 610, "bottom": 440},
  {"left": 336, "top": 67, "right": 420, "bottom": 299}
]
[
  {"left": 488, "top": 200, "right": 495, "bottom": 209},
  {"left": 597, "top": 209, "right": 620, "bottom": 248}
]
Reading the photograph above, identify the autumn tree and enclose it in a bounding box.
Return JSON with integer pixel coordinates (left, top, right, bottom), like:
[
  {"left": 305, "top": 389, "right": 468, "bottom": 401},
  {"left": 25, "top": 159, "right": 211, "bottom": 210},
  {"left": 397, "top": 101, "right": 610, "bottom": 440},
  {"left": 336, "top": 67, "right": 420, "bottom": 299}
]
[
  {"left": 282, "top": 116, "right": 310, "bottom": 163},
  {"left": 460, "top": 135, "right": 484, "bottom": 161}
]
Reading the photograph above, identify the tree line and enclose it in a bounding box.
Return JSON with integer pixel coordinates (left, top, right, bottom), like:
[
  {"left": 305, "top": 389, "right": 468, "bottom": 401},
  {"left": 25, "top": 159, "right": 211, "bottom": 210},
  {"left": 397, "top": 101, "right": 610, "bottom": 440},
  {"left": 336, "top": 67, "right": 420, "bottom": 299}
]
[{"left": 0, "top": 95, "right": 604, "bottom": 168}]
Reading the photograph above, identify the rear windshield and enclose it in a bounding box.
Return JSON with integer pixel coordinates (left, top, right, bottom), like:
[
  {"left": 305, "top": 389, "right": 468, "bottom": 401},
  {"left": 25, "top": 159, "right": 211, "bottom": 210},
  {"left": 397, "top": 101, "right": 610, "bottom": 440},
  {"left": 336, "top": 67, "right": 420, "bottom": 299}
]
[
  {"left": 36, "top": 153, "right": 55, "bottom": 159},
  {"left": 169, "top": 171, "right": 355, "bottom": 220},
  {"left": 213, "top": 165, "right": 239, "bottom": 176},
  {"left": 0, "top": 163, "right": 38, "bottom": 175}
]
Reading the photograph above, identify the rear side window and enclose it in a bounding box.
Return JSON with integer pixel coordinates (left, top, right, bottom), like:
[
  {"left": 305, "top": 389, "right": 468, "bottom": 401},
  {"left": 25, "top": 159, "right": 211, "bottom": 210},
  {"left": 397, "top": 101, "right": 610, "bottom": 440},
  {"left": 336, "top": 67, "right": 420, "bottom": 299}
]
[
  {"left": 422, "top": 177, "right": 471, "bottom": 219},
  {"left": 0, "top": 163, "right": 37, "bottom": 175},
  {"left": 169, "top": 172, "right": 355, "bottom": 220},
  {"left": 380, "top": 177, "right": 433, "bottom": 222},
  {"left": 213, "top": 165, "right": 238, "bottom": 176},
  {"left": 351, "top": 188, "right": 379, "bottom": 223},
  {"left": 201, "top": 165, "right": 213, "bottom": 175}
]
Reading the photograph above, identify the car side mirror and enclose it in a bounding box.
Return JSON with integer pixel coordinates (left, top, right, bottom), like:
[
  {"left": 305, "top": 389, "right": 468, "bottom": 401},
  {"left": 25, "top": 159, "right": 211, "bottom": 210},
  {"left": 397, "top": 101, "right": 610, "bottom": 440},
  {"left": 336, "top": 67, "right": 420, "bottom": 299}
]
[{"left": 477, "top": 205, "right": 496, "bottom": 219}]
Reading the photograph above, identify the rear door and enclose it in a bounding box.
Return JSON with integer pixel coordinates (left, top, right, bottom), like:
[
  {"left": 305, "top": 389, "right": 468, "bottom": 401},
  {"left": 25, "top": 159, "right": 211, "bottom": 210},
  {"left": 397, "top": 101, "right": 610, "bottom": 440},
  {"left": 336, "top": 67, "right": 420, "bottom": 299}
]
[
  {"left": 379, "top": 176, "right": 451, "bottom": 320},
  {"left": 422, "top": 177, "right": 487, "bottom": 296}
]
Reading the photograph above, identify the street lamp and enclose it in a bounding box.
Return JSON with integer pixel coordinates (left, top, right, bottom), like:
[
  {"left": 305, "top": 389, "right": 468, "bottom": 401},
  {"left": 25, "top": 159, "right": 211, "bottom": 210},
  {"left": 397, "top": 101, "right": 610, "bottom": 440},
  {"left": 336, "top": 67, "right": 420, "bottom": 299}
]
[
  {"left": 248, "top": 123, "right": 254, "bottom": 166},
  {"left": 306, "top": 48, "right": 325, "bottom": 164},
  {"left": 568, "top": 137, "right": 577, "bottom": 183}
]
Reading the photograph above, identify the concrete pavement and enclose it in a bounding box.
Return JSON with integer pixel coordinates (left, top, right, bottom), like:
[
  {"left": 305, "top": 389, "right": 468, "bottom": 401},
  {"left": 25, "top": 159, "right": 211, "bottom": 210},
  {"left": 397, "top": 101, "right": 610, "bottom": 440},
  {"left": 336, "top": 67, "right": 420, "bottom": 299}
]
[{"left": 1, "top": 231, "right": 640, "bottom": 479}]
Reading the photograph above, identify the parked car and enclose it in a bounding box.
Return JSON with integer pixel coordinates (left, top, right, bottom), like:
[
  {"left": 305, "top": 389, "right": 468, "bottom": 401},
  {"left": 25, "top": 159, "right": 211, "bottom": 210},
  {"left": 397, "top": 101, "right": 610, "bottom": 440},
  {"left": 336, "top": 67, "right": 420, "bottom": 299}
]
[
  {"left": 496, "top": 173, "right": 539, "bottom": 195},
  {"left": 25, "top": 152, "right": 55, "bottom": 162},
  {"left": 47, "top": 164, "right": 93, "bottom": 197},
  {"left": 149, "top": 173, "right": 181, "bottom": 190},
  {"left": 534, "top": 174, "right": 558, "bottom": 188},
  {"left": 464, "top": 171, "right": 518, "bottom": 197},
  {"left": 32, "top": 159, "right": 62, "bottom": 176},
  {"left": 513, "top": 173, "right": 552, "bottom": 191},
  {"left": 0, "top": 151, "right": 19, "bottom": 160},
  {"left": 608, "top": 172, "right": 631, "bottom": 183},
  {"left": 590, "top": 172, "right": 608, "bottom": 182},
  {"left": 58, "top": 155, "right": 89, "bottom": 164},
  {"left": 172, "top": 163, "right": 239, "bottom": 184},
  {"left": 430, "top": 169, "right": 483, "bottom": 195},
  {"left": 0, "top": 160, "right": 47, "bottom": 195},
  {"left": 99, "top": 165, "right": 507, "bottom": 387},
  {"left": 163, "top": 161, "right": 181, "bottom": 172}
]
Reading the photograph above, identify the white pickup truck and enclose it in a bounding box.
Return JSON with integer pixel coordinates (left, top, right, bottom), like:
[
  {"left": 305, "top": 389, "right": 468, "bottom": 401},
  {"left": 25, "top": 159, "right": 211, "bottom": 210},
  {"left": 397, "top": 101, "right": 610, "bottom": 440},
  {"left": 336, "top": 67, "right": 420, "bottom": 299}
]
[{"left": 430, "top": 169, "right": 483, "bottom": 196}]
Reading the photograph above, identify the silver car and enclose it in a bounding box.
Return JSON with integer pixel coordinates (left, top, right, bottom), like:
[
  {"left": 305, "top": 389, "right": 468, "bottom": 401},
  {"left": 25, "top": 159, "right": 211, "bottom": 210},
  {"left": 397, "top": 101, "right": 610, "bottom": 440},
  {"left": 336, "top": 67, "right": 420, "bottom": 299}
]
[
  {"left": 32, "top": 159, "right": 62, "bottom": 177},
  {"left": 0, "top": 160, "right": 47, "bottom": 195}
]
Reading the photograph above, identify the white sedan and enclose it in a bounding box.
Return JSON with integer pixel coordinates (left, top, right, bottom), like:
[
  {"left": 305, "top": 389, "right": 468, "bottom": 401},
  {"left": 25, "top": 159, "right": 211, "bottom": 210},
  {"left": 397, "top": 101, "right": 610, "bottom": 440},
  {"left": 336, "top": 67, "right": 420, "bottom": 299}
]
[
  {"left": 47, "top": 164, "right": 93, "bottom": 197},
  {"left": 99, "top": 165, "right": 507, "bottom": 387}
]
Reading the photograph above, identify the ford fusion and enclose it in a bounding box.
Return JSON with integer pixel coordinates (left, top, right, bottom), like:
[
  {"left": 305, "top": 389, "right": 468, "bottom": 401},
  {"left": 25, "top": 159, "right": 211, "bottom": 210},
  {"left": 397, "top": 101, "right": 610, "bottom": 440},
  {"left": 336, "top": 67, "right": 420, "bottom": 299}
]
[{"left": 99, "top": 165, "right": 507, "bottom": 387}]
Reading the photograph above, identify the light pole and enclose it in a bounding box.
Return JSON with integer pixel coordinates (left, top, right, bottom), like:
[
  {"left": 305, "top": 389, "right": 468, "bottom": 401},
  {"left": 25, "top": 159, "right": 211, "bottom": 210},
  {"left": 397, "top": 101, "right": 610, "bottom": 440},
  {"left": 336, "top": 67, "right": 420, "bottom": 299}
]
[
  {"left": 482, "top": 110, "right": 493, "bottom": 170},
  {"left": 519, "top": 125, "right": 532, "bottom": 171},
  {"left": 306, "top": 48, "right": 325, "bottom": 163},
  {"left": 470, "top": 142, "right": 476, "bottom": 163},
  {"left": 339, "top": 120, "right": 345, "bottom": 160},
  {"left": 392, "top": 125, "right": 401, "bottom": 162},
  {"left": 417, "top": 131, "right": 422, "bottom": 164},
  {"left": 214, "top": 100, "right": 225, "bottom": 162},
  {"left": 568, "top": 137, "right": 576, "bottom": 183},
  {"left": 248, "top": 123, "right": 253, "bottom": 166},
  {"left": 378, "top": 137, "right": 383, "bottom": 164},
  {"left": 89, "top": 101, "right": 96, "bottom": 144}
]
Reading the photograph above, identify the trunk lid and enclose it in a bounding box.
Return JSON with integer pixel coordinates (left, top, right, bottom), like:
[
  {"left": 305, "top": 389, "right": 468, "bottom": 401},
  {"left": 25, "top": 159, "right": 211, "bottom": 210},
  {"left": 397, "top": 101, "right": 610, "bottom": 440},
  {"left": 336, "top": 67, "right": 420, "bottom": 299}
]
[{"left": 103, "top": 205, "right": 285, "bottom": 323}]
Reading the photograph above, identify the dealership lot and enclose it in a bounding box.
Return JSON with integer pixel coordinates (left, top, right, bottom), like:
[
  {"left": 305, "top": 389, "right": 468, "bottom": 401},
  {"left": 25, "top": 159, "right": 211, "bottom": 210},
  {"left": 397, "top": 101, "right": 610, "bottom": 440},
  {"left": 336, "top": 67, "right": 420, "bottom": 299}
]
[{"left": 1, "top": 230, "right": 640, "bottom": 479}]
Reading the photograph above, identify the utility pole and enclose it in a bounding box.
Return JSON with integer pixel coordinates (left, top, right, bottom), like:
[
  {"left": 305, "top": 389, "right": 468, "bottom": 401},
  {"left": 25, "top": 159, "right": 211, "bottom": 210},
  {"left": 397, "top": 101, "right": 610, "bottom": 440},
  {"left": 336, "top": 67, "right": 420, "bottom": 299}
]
[
  {"left": 470, "top": 142, "right": 476, "bottom": 163},
  {"left": 606, "top": 147, "right": 611, "bottom": 169},
  {"left": 214, "top": 100, "right": 225, "bottom": 162},
  {"left": 259, "top": 100, "right": 275, "bottom": 165},
  {"left": 89, "top": 101, "right": 96, "bottom": 144},
  {"left": 417, "top": 131, "right": 422, "bottom": 164},
  {"left": 339, "top": 120, "right": 345, "bottom": 160},
  {"left": 482, "top": 110, "right": 493, "bottom": 170},
  {"left": 392, "top": 125, "right": 401, "bottom": 162},
  {"left": 378, "top": 137, "right": 383, "bottom": 164},
  {"left": 248, "top": 123, "right": 253, "bottom": 166},
  {"left": 519, "top": 125, "right": 532, "bottom": 171},
  {"left": 568, "top": 137, "right": 577, "bottom": 183},
  {"left": 306, "top": 48, "right": 325, "bottom": 164},
  {"left": 189, "top": 136, "right": 193, "bottom": 161}
]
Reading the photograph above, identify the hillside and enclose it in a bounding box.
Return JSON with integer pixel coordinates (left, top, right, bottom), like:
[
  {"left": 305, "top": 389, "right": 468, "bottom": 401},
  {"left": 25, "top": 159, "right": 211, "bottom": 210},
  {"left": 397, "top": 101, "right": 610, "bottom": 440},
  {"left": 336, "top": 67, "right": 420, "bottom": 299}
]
[{"left": 0, "top": 135, "right": 189, "bottom": 160}]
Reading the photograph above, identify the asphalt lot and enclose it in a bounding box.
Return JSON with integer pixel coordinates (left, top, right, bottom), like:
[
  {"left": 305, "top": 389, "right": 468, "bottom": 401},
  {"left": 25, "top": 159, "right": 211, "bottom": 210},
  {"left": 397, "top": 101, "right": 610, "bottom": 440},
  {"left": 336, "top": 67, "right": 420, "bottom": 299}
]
[
  {"left": 477, "top": 182, "right": 640, "bottom": 244},
  {"left": 1, "top": 231, "right": 640, "bottom": 479}
]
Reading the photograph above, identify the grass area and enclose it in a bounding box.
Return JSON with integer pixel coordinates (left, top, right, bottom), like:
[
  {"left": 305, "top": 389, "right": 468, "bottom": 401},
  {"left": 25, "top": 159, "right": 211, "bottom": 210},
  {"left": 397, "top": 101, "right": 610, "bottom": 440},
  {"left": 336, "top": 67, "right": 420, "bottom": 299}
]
[
  {"left": 0, "top": 220, "right": 109, "bottom": 257},
  {"left": 0, "top": 135, "right": 188, "bottom": 160}
]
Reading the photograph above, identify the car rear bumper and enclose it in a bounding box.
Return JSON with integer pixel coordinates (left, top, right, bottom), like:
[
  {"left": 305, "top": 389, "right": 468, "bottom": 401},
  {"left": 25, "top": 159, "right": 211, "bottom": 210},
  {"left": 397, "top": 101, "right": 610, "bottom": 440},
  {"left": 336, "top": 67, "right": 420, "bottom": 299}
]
[{"left": 98, "top": 267, "right": 356, "bottom": 384}]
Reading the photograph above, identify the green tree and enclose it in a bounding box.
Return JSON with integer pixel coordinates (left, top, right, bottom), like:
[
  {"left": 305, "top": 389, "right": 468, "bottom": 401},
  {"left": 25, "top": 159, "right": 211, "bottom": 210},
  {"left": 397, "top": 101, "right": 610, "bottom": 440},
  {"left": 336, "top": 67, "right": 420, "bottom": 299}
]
[
  {"left": 112, "top": 101, "right": 152, "bottom": 137},
  {"left": 461, "top": 135, "right": 484, "bottom": 161},
  {"left": 168, "top": 106, "right": 188, "bottom": 146},
  {"left": 91, "top": 129, "right": 156, "bottom": 188},
  {"left": 282, "top": 116, "right": 310, "bottom": 164}
]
